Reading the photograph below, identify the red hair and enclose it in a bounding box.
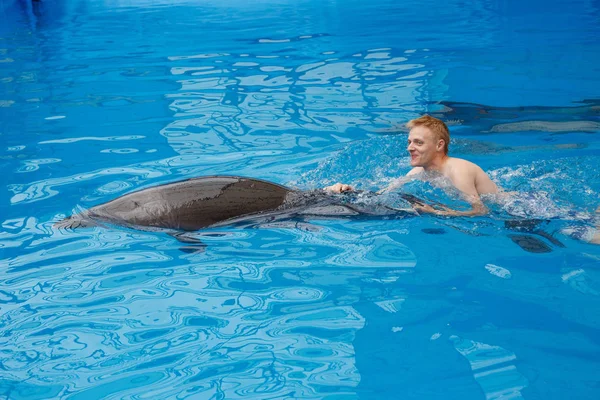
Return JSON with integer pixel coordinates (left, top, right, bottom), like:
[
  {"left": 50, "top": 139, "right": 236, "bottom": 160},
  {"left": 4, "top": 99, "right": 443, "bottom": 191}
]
[{"left": 406, "top": 115, "right": 450, "bottom": 154}]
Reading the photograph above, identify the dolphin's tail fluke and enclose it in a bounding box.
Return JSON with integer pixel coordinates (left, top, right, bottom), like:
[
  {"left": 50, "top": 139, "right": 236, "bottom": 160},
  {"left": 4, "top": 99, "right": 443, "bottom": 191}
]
[{"left": 54, "top": 213, "right": 97, "bottom": 229}]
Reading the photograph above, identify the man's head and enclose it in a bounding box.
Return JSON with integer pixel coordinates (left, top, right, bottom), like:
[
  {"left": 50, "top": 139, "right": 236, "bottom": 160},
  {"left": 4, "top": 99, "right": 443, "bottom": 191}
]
[{"left": 406, "top": 115, "right": 450, "bottom": 168}]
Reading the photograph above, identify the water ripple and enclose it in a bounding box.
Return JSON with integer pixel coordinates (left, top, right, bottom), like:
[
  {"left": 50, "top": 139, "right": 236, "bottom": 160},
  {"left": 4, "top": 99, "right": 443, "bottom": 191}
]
[{"left": 2, "top": 0, "right": 600, "bottom": 398}]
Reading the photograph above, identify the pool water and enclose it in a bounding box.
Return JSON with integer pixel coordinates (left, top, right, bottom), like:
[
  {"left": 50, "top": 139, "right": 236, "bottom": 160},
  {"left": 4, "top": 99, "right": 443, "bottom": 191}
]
[{"left": 1, "top": 0, "right": 600, "bottom": 398}]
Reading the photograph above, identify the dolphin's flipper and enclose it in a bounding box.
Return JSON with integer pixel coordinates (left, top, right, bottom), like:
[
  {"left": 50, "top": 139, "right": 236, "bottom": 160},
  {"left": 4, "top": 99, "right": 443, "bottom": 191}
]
[
  {"left": 508, "top": 234, "right": 552, "bottom": 253},
  {"left": 505, "top": 219, "right": 566, "bottom": 250},
  {"left": 532, "top": 230, "right": 566, "bottom": 248}
]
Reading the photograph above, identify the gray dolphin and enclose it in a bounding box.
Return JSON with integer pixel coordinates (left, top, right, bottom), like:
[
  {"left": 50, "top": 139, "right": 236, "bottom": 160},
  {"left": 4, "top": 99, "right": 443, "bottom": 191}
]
[{"left": 54, "top": 176, "right": 412, "bottom": 232}]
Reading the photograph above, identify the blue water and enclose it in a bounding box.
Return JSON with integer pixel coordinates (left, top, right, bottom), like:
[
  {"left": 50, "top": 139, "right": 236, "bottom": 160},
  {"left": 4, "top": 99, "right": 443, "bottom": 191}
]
[{"left": 1, "top": 0, "right": 600, "bottom": 398}]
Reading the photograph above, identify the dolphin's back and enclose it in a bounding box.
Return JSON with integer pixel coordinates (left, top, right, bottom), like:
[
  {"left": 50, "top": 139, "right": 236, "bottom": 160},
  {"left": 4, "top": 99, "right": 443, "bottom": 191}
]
[{"left": 56, "top": 176, "right": 293, "bottom": 231}]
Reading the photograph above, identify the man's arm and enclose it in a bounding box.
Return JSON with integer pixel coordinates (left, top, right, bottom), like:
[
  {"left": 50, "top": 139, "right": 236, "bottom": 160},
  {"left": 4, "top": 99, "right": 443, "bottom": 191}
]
[
  {"left": 378, "top": 167, "right": 423, "bottom": 194},
  {"left": 327, "top": 167, "right": 424, "bottom": 194},
  {"left": 378, "top": 176, "right": 410, "bottom": 194},
  {"left": 415, "top": 165, "right": 488, "bottom": 216},
  {"left": 432, "top": 165, "right": 496, "bottom": 215},
  {"left": 413, "top": 199, "right": 487, "bottom": 217},
  {"left": 474, "top": 166, "right": 499, "bottom": 194}
]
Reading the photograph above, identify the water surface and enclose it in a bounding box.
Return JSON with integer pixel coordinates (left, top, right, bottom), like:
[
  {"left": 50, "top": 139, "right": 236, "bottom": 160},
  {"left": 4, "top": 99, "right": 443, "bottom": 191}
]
[{"left": 1, "top": 0, "right": 600, "bottom": 399}]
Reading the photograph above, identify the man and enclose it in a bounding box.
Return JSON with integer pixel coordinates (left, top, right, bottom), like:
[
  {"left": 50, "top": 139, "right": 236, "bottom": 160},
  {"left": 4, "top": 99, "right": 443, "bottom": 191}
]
[{"left": 324, "top": 115, "right": 499, "bottom": 216}]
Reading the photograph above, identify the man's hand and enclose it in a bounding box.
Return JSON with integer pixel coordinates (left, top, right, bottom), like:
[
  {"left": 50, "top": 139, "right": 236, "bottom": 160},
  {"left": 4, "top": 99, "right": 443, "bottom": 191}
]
[
  {"left": 412, "top": 203, "right": 461, "bottom": 216},
  {"left": 412, "top": 203, "right": 442, "bottom": 215},
  {"left": 324, "top": 183, "right": 354, "bottom": 193},
  {"left": 413, "top": 201, "right": 487, "bottom": 217}
]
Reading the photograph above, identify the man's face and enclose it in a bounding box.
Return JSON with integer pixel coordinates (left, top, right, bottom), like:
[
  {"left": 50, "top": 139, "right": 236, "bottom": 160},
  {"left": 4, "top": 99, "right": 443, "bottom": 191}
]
[{"left": 407, "top": 125, "right": 443, "bottom": 167}]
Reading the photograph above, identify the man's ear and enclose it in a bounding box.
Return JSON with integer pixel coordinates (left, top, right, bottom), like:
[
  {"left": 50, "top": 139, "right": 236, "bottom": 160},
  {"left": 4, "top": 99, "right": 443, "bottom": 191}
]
[{"left": 437, "top": 139, "right": 445, "bottom": 151}]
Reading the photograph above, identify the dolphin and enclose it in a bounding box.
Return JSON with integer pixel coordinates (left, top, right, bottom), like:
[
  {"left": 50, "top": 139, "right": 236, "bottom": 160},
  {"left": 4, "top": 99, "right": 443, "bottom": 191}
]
[{"left": 54, "top": 175, "right": 413, "bottom": 232}]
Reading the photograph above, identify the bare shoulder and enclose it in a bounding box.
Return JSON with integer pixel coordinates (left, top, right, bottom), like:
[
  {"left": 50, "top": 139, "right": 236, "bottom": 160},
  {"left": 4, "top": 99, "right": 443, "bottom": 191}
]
[
  {"left": 447, "top": 157, "right": 482, "bottom": 174},
  {"left": 449, "top": 157, "right": 498, "bottom": 194}
]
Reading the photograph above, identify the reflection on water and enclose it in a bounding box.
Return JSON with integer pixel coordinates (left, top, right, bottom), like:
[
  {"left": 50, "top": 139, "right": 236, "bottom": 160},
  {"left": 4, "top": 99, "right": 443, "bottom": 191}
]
[
  {"left": 2, "top": 208, "right": 599, "bottom": 397},
  {"left": 451, "top": 336, "right": 529, "bottom": 399},
  {"left": 0, "top": 218, "right": 416, "bottom": 398}
]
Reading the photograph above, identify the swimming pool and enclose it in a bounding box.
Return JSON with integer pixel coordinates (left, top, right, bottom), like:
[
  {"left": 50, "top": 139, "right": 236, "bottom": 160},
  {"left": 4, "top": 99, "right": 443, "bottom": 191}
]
[{"left": 1, "top": 0, "right": 599, "bottom": 398}]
